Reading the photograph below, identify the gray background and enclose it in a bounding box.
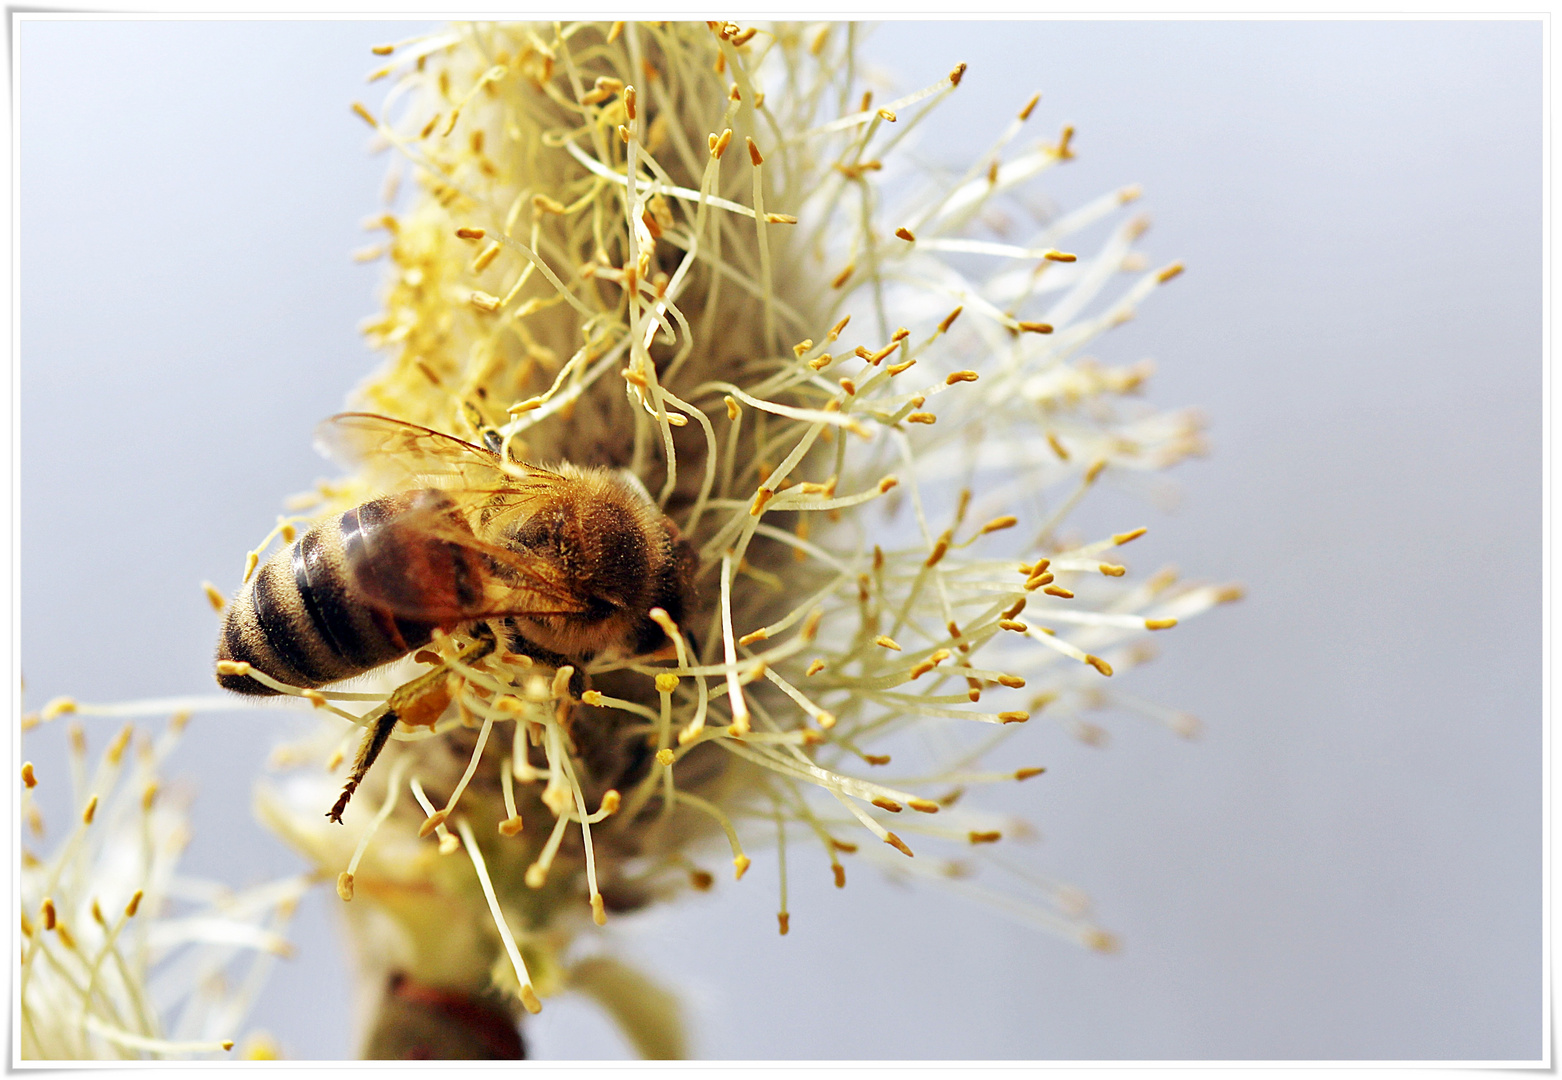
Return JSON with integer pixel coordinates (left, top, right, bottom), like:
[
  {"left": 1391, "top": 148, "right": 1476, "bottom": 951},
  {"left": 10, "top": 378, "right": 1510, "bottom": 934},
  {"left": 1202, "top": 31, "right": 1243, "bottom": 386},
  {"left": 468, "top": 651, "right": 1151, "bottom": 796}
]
[{"left": 18, "top": 19, "right": 1541, "bottom": 1060}]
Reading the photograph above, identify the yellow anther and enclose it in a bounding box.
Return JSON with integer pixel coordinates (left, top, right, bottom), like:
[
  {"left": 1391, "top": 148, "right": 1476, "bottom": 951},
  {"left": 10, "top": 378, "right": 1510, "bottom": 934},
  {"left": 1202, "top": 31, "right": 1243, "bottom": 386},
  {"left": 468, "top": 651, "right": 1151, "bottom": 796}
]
[
  {"left": 1085, "top": 655, "right": 1113, "bottom": 677},
  {"left": 1043, "top": 585, "right": 1074, "bottom": 599},
  {"left": 1099, "top": 563, "right": 1127, "bottom": 576},
  {"left": 21, "top": 762, "right": 36, "bottom": 788},
  {"left": 1113, "top": 527, "right": 1148, "bottom": 545},
  {"left": 336, "top": 872, "right": 355, "bottom": 902},
  {"left": 1014, "top": 767, "right": 1046, "bottom": 781},
  {"left": 875, "top": 635, "right": 902, "bottom": 651},
  {"left": 202, "top": 581, "right": 226, "bottom": 612},
  {"left": 1018, "top": 321, "right": 1054, "bottom": 334},
  {"left": 656, "top": 748, "right": 675, "bottom": 767},
  {"left": 655, "top": 673, "right": 680, "bottom": 694},
  {"left": 871, "top": 797, "right": 903, "bottom": 813},
  {"left": 733, "top": 854, "right": 751, "bottom": 880},
  {"left": 473, "top": 242, "right": 502, "bottom": 272},
  {"left": 738, "top": 628, "right": 769, "bottom": 646},
  {"left": 1145, "top": 618, "right": 1179, "bottom": 630},
  {"left": 417, "top": 809, "right": 450, "bottom": 839},
  {"left": 998, "top": 711, "right": 1030, "bottom": 724}
]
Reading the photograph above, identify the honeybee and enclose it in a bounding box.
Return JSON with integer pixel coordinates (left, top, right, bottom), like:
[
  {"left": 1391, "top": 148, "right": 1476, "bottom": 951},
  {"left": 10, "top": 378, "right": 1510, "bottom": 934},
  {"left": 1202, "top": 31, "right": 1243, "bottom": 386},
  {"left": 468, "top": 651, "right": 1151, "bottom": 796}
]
[{"left": 217, "top": 412, "right": 696, "bottom": 820}]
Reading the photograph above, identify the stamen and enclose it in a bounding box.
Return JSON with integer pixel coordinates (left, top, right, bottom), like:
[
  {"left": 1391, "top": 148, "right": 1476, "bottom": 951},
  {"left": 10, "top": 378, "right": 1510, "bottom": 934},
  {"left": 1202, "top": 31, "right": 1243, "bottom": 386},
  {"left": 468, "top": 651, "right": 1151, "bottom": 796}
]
[
  {"left": 455, "top": 817, "right": 541, "bottom": 1014},
  {"left": 339, "top": 756, "right": 411, "bottom": 902}
]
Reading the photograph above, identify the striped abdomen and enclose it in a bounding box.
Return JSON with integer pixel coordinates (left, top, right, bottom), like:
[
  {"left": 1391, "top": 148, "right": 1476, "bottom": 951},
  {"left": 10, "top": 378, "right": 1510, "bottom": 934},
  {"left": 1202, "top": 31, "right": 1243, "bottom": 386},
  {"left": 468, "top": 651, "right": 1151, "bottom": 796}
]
[{"left": 216, "top": 492, "right": 481, "bottom": 696}]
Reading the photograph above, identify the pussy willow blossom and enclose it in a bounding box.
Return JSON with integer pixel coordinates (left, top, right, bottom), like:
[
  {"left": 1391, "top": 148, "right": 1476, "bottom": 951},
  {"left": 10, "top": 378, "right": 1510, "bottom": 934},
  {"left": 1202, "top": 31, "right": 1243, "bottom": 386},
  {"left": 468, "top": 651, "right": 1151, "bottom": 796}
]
[
  {"left": 240, "top": 20, "right": 1236, "bottom": 1058},
  {"left": 18, "top": 709, "right": 307, "bottom": 1060}
]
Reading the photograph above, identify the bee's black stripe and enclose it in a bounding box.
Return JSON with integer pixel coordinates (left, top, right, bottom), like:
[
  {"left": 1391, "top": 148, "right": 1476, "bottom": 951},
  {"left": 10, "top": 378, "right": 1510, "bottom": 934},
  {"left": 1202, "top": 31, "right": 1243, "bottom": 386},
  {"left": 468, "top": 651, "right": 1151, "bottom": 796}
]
[
  {"left": 251, "top": 558, "right": 335, "bottom": 684},
  {"left": 294, "top": 527, "right": 381, "bottom": 669}
]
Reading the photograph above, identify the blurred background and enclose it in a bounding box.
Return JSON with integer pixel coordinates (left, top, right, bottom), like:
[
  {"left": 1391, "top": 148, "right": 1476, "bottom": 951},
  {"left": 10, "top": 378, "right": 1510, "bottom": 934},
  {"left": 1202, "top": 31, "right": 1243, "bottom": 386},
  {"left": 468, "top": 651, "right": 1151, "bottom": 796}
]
[{"left": 18, "top": 19, "right": 1541, "bottom": 1061}]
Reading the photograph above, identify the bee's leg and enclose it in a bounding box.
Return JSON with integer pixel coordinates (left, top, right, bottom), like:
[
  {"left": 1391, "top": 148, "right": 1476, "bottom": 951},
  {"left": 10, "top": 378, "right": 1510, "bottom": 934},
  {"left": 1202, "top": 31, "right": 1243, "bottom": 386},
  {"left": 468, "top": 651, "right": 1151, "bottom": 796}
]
[
  {"left": 496, "top": 624, "right": 588, "bottom": 697},
  {"left": 327, "top": 632, "right": 499, "bottom": 823},
  {"left": 329, "top": 706, "right": 398, "bottom": 824}
]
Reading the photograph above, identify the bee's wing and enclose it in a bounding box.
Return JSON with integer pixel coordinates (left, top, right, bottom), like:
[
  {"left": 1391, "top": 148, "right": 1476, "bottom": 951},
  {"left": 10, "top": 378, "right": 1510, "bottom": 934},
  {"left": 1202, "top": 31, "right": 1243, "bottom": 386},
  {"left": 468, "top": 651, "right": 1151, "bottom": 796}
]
[
  {"left": 317, "top": 412, "right": 551, "bottom": 493},
  {"left": 341, "top": 488, "right": 591, "bottom": 624}
]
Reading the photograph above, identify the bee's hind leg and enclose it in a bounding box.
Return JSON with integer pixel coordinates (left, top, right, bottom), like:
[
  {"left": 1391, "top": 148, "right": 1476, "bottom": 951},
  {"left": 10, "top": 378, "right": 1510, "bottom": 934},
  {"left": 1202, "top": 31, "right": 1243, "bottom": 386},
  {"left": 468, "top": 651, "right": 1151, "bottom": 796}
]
[
  {"left": 329, "top": 706, "right": 399, "bottom": 824},
  {"left": 328, "top": 632, "right": 499, "bottom": 823}
]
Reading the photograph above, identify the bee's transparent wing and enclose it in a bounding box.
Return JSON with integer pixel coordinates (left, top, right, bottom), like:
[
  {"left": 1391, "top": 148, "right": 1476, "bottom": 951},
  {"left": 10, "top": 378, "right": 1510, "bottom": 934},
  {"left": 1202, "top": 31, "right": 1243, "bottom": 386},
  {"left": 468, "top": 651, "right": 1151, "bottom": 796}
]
[
  {"left": 340, "top": 489, "right": 589, "bottom": 624},
  {"left": 317, "top": 412, "right": 554, "bottom": 494}
]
